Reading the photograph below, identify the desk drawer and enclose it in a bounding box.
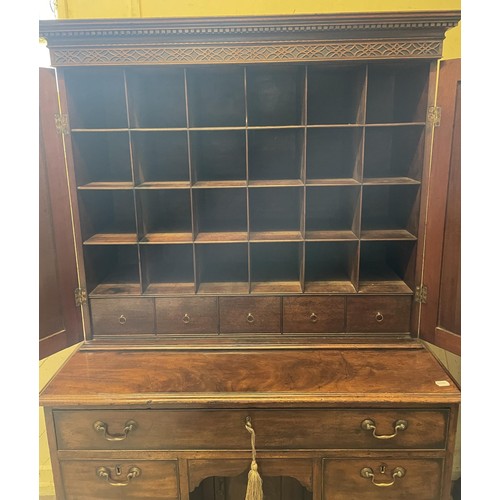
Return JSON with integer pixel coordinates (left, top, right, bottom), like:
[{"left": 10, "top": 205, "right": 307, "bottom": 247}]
[
  {"left": 346, "top": 296, "right": 411, "bottom": 333},
  {"left": 53, "top": 409, "right": 448, "bottom": 451},
  {"left": 156, "top": 297, "right": 218, "bottom": 334},
  {"left": 90, "top": 298, "right": 155, "bottom": 335},
  {"left": 323, "top": 458, "right": 443, "bottom": 500},
  {"left": 61, "top": 460, "right": 178, "bottom": 500},
  {"left": 219, "top": 297, "right": 281, "bottom": 333},
  {"left": 283, "top": 296, "right": 345, "bottom": 333}
]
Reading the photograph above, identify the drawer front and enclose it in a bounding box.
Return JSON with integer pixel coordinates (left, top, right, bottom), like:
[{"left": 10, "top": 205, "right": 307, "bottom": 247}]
[
  {"left": 323, "top": 458, "right": 443, "bottom": 500},
  {"left": 90, "top": 298, "right": 155, "bottom": 335},
  {"left": 346, "top": 296, "right": 411, "bottom": 333},
  {"left": 156, "top": 297, "right": 218, "bottom": 334},
  {"left": 219, "top": 296, "right": 281, "bottom": 333},
  {"left": 54, "top": 409, "right": 447, "bottom": 451},
  {"left": 283, "top": 296, "right": 345, "bottom": 333},
  {"left": 61, "top": 460, "right": 178, "bottom": 500}
]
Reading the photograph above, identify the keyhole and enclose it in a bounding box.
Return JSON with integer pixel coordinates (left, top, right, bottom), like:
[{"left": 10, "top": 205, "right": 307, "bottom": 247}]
[
  {"left": 379, "top": 464, "right": 387, "bottom": 474},
  {"left": 115, "top": 465, "right": 122, "bottom": 476}
]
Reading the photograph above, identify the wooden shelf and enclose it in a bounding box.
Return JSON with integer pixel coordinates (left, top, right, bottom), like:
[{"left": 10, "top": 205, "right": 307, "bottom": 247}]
[
  {"left": 304, "top": 281, "right": 357, "bottom": 294},
  {"left": 84, "top": 233, "right": 137, "bottom": 245},
  {"left": 363, "top": 177, "right": 420, "bottom": 185},
  {"left": 140, "top": 233, "right": 193, "bottom": 244},
  {"left": 143, "top": 283, "right": 196, "bottom": 295},
  {"left": 305, "top": 230, "right": 357, "bottom": 241},
  {"left": 361, "top": 229, "right": 417, "bottom": 240},
  {"left": 250, "top": 231, "right": 303, "bottom": 242},
  {"left": 136, "top": 181, "right": 191, "bottom": 189},
  {"left": 198, "top": 282, "right": 249, "bottom": 294},
  {"left": 78, "top": 182, "right": 133, "bottom": 190},
  {"left": 90, "top": 283, "right": 143, "bottom": 295},
  {"left": 250, "top": 281, "right": 303, "bottom": 294},
  {"left": 195, "top": 232, "right": 248, "bottom": 243},
  {"left": 192, "top": 180, "right": 247, "bottom": 189}
]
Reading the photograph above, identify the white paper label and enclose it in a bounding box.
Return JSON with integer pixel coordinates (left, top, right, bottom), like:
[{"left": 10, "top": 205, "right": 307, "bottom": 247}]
[{"left": 435, "top": 380, "right": 451, "bottom": 387}]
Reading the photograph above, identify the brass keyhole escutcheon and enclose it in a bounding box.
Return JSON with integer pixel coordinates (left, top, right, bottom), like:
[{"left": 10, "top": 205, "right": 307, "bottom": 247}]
[
  {"left": 247, "top": 313, "right": 255, "bottom": 323},
  {"left": 119, "top": 315, "right": 126, "bottom": 325},
  {"left": 375, "top": 312, "right": 384, "bottom": 323},
  {"left": 310, "top": 312, "right": 318, "bottom": 323},
  {"left": 183, "top": 313, "right": 191, "bottom": 324}
]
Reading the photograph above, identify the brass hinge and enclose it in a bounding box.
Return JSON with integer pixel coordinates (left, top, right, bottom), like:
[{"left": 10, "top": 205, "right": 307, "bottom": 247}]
[
  {"left": 427, "top": 106, "right": 441, "bottom": 127},
  {"left": 75, "top": 288, "right": 87, "bottom": 307},
  {"left": 415, "top": 285, "right": 428, "bottom": 304},
  {"left": 55, "top": 113, "right": 70, "bottom": 135}
]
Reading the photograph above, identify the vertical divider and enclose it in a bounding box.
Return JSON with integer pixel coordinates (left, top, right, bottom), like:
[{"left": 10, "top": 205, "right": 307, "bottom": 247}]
[
  {"left": 354, "top": 64, "right": 370, "bottom": 292},
  {"left": 184, "top": 68, "right": 198, "bottom": 294},
  {"left": 123, "top": 68, "right": 143, "bottom": 294},
  {"left": 300, "top": 65, "right": 308, "bottom": 293},
  {"left": 244, "top": 66, "right": 251, "bottom": 294}
]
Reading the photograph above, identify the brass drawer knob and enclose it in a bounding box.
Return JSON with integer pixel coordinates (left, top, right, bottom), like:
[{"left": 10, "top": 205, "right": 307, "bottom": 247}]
[
  {"left": 119, "top": 315, "right": 127, "bottom": 325},
  {"left": 310, "top": 312, "right": 318, "bottom": 323},
  {"left": 361, "top": 419, "right": 408, "bottom": 439},
  {"left": 183, "top": 313, "right": 191, "bottom": 324},
  {"left": 375, "top": 312, "right": 384, "bottom": 323},
  {"left": 247, "top": 313, "right": 255, "bottom": 323},
  {"left": 96, "top": 466, "right": 141, "bottom": 486},
  {"left": 93, "top": 420, "right": 137, "bottom": 441},
  {"left": 360, "top": 466, "right": 406, "bottom": 487}
]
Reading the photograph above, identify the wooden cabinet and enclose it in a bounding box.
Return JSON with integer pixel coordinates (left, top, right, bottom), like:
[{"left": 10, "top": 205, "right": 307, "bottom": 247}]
[{"left": 39, "top": 11, "right": 460, "bottom": 500}]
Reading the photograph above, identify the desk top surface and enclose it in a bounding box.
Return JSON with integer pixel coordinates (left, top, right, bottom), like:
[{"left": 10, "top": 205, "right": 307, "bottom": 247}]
[{"left": 40, "top": 344, "right": 460, "bottom": 407}]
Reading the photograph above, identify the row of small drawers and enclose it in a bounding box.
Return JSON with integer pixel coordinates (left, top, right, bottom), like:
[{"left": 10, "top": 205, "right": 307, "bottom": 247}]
[
  {"left": 53, "top": 408, "right": 448, "bottom": 451},
  {"left": 61, "top": 458, "right": 444, "bottom": 500},
  {"left": 90, "top": 295, "right": 411, "bottom": 335}
]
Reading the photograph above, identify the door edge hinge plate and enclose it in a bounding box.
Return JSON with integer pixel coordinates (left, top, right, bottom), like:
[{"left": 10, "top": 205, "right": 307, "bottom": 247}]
[
  {"left": 75, "top": 288, "right": 87, "bottom": 307},
  {"left": 55, "top": 113, "right": 70, "bottom": 135},
  {"left": 427, "top": 106, "right": 441, "bottom": 127},
  {"left": 415, "top": 285, "right": 428, "bottom": 304}
]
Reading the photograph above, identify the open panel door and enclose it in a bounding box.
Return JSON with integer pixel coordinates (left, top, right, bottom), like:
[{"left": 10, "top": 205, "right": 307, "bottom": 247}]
[
  {"left": 419, "top": 59, "right": 461, "bottom": 355},
  {"left": 39, "top": 67, "right": 84, "bottom": 359}
]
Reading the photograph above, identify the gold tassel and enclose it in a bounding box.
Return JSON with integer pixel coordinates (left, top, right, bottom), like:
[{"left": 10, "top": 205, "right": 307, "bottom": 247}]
[{"left": 245, "top": 417, "right": 264, "bottom": 500}]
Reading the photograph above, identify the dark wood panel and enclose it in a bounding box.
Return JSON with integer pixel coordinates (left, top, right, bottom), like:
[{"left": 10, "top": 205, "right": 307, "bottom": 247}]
[
  {"left": 283, "top": 296, "right": 345, "bottom": 333},
  {"left": 60, "top": 460, "right": 178, "bottom": 499},
  {"left": 40, "top": 348, "right": 460, "bottom": 406},
  {"left": 90, "top": 298, "right": 155, "bottom": 335},
  {"left": 156, "top": 297, "right": 218, "bottom": 334},
  {"left": 54, "top": 408, "right": 447, "bottom": 451},
  {"left": 323, "top": 458, "right": 443, "bottom": 500},
  {"left": 39, "top": 67, "right": 83, "bottom": 359},
  {"left": 346, "top": 296, "right": 411, "bottom": 333},
  {"left": 219, "top": 297, "right": 281, "bottom": 333},
  {"left": 419, "top": 59, "right": 461, "bottom": 356}
]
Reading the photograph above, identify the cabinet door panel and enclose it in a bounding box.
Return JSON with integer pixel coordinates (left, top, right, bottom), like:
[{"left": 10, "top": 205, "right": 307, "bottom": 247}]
[
  {"left": 420, "top": 59, "right": 461, "bottom": 355},
  {"left": 39, "top": 67, "right": 83, "bottom": 358}
]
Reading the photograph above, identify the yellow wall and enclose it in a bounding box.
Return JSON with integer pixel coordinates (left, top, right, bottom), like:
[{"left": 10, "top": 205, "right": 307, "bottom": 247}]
[{"left": 40, "top": 1, "right": 461, "bottom": 496}]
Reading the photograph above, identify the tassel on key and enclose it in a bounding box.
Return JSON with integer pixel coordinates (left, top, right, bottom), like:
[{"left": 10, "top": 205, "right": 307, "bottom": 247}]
[{"left": 245, "top": 417, "right": 263, "bottom": 500}]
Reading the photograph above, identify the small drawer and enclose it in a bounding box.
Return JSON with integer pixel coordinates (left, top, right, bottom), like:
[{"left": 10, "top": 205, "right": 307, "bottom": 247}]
[
  {"left": 346, "top": 296, "right": 411, "bottom": 333},
  {"left": 283, "top": 296, "right": 345, "bottom": 333},
  {"left": 156, "top": 297, "right": 218, "bottom": 334},
  {"left": 219, "top": 296, "right": 281, "bottom": 333},
  {"left": 90, "top": 298, "right": 155, "bottom": 335},
  {"left": 323, "top": 458, "right": 443, "bottom": 500},
  {"left": 54, "top": 408, "right": 448, "bottom": 451},
  {"left": 61, "top": 460, "right": 178, "bottom": 500}
]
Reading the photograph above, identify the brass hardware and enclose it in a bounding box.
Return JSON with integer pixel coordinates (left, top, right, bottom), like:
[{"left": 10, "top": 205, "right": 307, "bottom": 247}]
[
  {"left": 415, "top": 284, "right": 428, "bottom": 304},
  {"left": 74, "top": 288, "right": 87, "bottom": 307},
  {"left": 310, "top": 312, "right": 318, "bottom": 323},
  {"left": 360, "top": 466, "right": 406, "bottom": 487},
  {"left": 93, "top": 420, "right": 137, "bottom": 441},
  {"left": 427, "top": 106, "right": 441, "bottom": 127},
  {"left": 119, "top": 315, "right": 127, "bottom": 325},
  {"left": 375, "top": 312, "right": 384, "bottom": 323},
  {"left": 96, "top": 466, "right": 141, "bottom": 486},
  {"left": 55, "top": 113, "right": 70, "bottom": 135},
  {"left": 183, "top": 313, "right": 191, "bottom": 324},
  {"left": 361, "top": 419, "right": 408, "bottom": 439},
  {"left": 247, "top": 313, "right": 255, "bottom": 323}
]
